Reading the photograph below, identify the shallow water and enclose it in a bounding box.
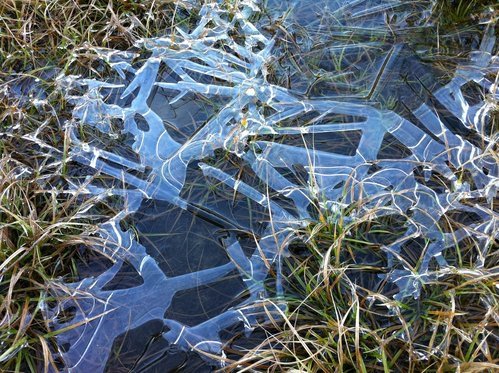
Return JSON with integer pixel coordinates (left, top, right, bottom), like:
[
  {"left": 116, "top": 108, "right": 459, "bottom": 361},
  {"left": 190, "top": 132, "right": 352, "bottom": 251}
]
[{"left": 41, "top": 0, "right": 498, "bottom": 371}]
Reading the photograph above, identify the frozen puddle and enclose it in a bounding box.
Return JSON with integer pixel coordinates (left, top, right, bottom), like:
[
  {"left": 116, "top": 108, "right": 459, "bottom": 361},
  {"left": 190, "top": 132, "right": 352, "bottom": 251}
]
[{"left": 45, "top": 0, "right": 498, "bottom": 371}]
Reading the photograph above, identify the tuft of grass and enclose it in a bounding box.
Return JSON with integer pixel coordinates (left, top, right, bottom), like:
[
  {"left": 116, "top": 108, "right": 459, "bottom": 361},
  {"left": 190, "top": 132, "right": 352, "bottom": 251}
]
[
  {"left": 433, "top": 0, "right": 498, "bottom": 28},
  {"left": 425, "top": 0, "right": 499, "bottom": 79},
  {"left": 0, "top": 0, "right": 182, "bottom": 72},
  {"left": 223, "top": 200, "right": 498, "bottom": 372},
  {"left": 0, "top": 152, "right": 104, "bottom": 372}
]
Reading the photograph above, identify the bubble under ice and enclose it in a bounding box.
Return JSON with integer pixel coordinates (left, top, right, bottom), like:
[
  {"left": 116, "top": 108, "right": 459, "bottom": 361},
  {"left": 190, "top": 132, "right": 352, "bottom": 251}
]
[{"left": 47, "top": 0, "right": 498, "bottom": 371}]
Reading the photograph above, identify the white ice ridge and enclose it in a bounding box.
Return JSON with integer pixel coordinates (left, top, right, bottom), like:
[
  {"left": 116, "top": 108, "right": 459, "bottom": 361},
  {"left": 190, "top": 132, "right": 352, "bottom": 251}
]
[{"left": 48, "top": 0, "right": 498, "bottom": 371}]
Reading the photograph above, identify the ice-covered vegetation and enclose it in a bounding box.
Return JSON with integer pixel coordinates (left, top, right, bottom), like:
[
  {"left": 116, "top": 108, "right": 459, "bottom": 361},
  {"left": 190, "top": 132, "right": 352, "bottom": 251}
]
[
  {"left": 46, "top": 0, "right": 499, "bottom": 371},
  {"left": 1, "top": 0, "right": 498, "bottom": 371}
]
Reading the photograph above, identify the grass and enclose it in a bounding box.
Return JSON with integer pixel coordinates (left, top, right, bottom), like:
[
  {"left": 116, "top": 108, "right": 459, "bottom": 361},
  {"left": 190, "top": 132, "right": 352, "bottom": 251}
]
[
  {"left": 424, "top": 0, "right": 499, "bottom": 80},
  {"left": 0, "top": 0, "right": 182, "bottom": 71},
  {"left": 222, "top": 199, "right": 498, "bottom": 372},
  {"left": 0, "top": 152, "right": 104, "bottom": 372},
  {"left": 0, "top": 0, "right": 181, "bottom": 371},
  {"left": 433, "top": 0, "right": 499, "bottom": 28},
  {"left": 0, "top": 0, "right": 187, "bottom": 136}
]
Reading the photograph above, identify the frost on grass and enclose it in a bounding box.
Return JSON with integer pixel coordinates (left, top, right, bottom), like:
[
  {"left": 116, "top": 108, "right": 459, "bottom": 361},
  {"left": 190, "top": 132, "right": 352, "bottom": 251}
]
[{"left": 48, "top": 0, "right": 498, "bottom": 371}]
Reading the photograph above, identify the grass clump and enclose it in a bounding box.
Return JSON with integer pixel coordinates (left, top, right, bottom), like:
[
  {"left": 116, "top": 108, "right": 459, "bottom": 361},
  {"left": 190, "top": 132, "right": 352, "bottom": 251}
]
[
  {"left": 0, "top": 0, "right": 182, "bottom": 72},
  {"left": 0, "top": 153, "right": 102, "bottom": 372},
  {"left": 433, "top": 0, "right": 498, "bottom": 28},
  {"left": 414, "top": 0, "right": 498, "bottom": 82},
  {"left": 225, "top": 201, "right": 498, "bottom": 372}
]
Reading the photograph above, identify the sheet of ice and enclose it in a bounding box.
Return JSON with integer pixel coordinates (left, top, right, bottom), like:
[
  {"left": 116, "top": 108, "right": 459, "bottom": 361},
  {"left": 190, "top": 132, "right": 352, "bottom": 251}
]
[{"left": 46, "top": 0, "right": 498, "bottom": 371}]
